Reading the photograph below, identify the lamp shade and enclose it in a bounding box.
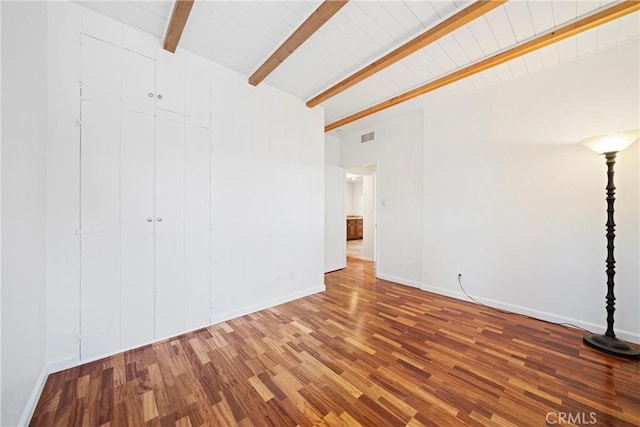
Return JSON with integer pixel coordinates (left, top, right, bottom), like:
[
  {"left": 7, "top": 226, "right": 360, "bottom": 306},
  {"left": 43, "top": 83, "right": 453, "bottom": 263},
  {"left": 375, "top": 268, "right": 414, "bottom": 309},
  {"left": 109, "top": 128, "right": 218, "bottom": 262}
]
[{"left": 580, "top": 129, "right": 639, "bottom": 154}]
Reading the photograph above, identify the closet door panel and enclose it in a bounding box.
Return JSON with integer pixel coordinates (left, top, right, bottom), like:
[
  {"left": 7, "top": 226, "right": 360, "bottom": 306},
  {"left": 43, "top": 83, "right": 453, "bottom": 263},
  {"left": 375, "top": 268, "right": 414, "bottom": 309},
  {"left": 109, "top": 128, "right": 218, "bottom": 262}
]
[
  {"left": 185, "top": 73, "right": 210, "bottom": 120},
  {"left": 121, "top": 110, "right": 156, "bottom": 348},
  {"left": 185, "top": 124, "right": 211, "bottom": 330},
  {"left": 122, "top": 50, "right": 156, "bottom": 115},
  {"left": 155, "top": 116, "right": 186, "bottom": 339},
  {"left": 80, "top": 100, "right": 121, "bottom": 360},
  {"left": 81, "top": 35, "right": 121, "bottom": 105},
  {"left": 156, "top": 63, "right": 184, "bottom": 114}
]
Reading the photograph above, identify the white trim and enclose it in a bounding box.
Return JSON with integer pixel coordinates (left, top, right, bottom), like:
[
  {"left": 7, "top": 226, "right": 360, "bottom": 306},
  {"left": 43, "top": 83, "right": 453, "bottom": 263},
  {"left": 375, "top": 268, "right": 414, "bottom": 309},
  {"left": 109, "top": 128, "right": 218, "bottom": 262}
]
[
  {"left": 210, "top": 285, "right": 326, "bottom": 325},
  {"left": 48, "top": 356, "right": 81, "bottom": 374},
  {"left": 420, "top": 283, "right": 640, "bottom": 344},
  {"left": 376, "top": 273, "right": 421, "bottom": 289},
  {"left": 49, "top": 284, "right": 326, "bottom": 372},
  {"left": 18, "top": 365, "right": 48, "bottom": 427}
]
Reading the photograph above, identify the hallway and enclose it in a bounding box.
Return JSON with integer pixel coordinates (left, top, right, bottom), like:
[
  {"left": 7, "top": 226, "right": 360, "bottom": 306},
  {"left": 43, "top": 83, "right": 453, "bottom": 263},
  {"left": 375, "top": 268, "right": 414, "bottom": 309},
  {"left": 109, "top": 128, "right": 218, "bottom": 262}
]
[{"left": 346, "top": 238, "right": 365, "bottom": 260}]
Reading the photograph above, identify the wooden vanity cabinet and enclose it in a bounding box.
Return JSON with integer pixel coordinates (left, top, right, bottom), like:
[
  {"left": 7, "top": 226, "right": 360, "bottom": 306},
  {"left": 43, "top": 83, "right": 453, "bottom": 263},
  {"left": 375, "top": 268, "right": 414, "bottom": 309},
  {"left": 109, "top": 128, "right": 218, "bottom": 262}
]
[{"left": 347, "top": 218, "right": 363, "bottom": 240}]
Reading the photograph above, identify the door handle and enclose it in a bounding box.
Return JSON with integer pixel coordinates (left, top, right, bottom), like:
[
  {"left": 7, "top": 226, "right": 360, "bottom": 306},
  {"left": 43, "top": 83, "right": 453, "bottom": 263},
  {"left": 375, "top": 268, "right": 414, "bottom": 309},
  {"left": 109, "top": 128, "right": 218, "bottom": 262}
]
[
  {"left": 157, "top": 217, "right": 163, "bottom": 222},
  {"left": 146, "top": 218, "right": 153, "bottom": 222}
]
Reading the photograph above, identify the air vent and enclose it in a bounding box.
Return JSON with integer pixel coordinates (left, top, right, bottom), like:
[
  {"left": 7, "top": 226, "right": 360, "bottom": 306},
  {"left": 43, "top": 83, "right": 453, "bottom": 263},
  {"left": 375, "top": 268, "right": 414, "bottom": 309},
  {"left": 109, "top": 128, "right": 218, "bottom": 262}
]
[{"left": 360, "top": 131, "right": 375, "bottom": 144}]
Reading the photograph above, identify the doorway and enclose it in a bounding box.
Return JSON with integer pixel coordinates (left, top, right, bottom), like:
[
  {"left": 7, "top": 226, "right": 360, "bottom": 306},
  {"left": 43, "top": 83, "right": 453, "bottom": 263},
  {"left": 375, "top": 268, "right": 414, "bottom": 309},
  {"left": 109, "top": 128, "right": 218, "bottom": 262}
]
[{"left": 345, "top": 164, "right": 376, "bottom": 264}]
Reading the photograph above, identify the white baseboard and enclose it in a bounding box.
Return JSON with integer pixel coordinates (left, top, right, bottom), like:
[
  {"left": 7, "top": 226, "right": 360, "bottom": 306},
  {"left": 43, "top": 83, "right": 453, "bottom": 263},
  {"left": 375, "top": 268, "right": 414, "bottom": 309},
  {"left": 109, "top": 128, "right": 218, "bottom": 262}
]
[
  {"left": 210, "top": 284, "right": 326, "bottom": 325},
  {"left": 420, "top": 283, "right": 640, "bottom": 345},
  {"left": 49, "top": 356, "right": 80, "bottom": 374},
  {"left": 376, "top": 273, "right": 421, "bottom": 289},
  {"left": 18, "top": 365, "right": 49, "bottom": 426},
  {"left": 607, "top": 329, "right": 639, "bottom": 345},
  {"left": 48, "top": 284, "right": 326, "bottom": 374}
]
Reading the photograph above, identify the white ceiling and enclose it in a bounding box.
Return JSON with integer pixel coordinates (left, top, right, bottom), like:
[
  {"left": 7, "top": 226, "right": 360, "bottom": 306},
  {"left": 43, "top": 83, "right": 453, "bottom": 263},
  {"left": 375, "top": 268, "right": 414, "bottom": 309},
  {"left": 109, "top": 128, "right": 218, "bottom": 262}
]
[{"left": 77, "top": 1, "right": 639, "bottom": 134}]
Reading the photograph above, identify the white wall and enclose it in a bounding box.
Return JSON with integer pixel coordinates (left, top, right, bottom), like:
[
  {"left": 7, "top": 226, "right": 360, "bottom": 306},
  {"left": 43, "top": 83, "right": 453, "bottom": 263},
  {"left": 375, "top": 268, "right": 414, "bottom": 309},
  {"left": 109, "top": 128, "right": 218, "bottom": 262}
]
[
  {"left": 1, "top": 2, "right": 49, "bottom": 425},
  {"left": 346, "top": 181, "right": 363, "bottom": 215},
  {"left": 338, "top": 40, "right": 639, "bottom": 342},
  {"left": 325, "top": 135, "right": 346, "bottom": 272},
  {"left": 209, "top": 59, "right": 325, "bottom": 324},
  {"left": 340, "top": 112, "right": 424, "bottom": 287},
  {"left": 421, "top": 40, "right": 639, "bottom": 342},
  {"left": 325, "top": 134, "right": 340, "bottom": 166},
  {"left": 0, "top": 3, "right": 3, "bottom": 423},
  {"left": 46, "top": 0, "right": 81, "bottom": 371},
  {"left": 362, "top": 174, "right": 375, "bottom": 261}
]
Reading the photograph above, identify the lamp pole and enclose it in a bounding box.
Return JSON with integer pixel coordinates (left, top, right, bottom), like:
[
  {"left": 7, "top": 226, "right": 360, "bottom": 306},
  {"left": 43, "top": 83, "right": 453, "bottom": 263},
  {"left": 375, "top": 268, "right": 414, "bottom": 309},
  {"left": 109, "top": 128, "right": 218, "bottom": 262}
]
[
  {"left": 603, "top": 152, "right": 617, "bottom": 339},
  {"left": 582, "top": 150, "right": 639, "bottom": 359}
]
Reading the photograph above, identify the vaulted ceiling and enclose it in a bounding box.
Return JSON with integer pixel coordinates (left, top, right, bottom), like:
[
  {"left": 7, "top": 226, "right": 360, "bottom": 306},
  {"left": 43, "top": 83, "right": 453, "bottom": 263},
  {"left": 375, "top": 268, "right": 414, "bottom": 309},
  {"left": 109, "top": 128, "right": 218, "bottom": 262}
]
[{"left": 77, "top": 1, "right": 640, "bottom": 134}]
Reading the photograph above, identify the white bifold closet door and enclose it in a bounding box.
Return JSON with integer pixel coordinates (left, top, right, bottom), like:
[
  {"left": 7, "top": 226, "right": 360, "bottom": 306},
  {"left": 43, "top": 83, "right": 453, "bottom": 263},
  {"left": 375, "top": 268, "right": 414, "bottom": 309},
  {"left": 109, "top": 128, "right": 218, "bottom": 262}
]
[
  {"left": 154, "top": 115, "right": 186, "bottom": 339},
  {"left": 81, "top": 111, "right": 210, "bottom": 359},
  {"left": 122, "top": 50, "right": 155, "bottom": 115},
  {"left": 153, "top": 118, "right": 211, "bottom": 337},
  {"left": 121, "top": 110, "right": 155, "bottom": 349}
]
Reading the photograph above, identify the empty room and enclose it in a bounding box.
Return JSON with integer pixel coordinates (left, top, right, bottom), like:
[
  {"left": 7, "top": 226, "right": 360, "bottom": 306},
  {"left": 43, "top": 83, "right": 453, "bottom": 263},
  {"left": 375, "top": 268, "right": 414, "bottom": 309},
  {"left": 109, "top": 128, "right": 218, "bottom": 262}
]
[{"left": 1, "top": 0, "right": 639, "bottom": 426}]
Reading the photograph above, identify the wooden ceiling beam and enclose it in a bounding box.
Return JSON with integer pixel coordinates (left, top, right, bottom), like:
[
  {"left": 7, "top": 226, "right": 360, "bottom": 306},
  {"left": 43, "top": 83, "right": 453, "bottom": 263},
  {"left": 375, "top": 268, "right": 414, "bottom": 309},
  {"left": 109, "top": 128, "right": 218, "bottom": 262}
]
[
  {"left": 307, "top": 0, "right": 505, "bottom": 108},
  {"left": 249, "top": 0, "right": 348, "bottom": 86},
  {"left": 163, "top": 0, "right": 195, "bottom": 53},
  {"left": 325, "top": 0, "right": 640, "bottom": 132}
]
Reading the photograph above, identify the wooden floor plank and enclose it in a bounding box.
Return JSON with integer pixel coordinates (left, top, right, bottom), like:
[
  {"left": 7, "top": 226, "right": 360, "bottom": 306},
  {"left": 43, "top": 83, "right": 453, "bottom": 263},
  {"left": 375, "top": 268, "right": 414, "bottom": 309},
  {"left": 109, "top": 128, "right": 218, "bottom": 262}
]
[{"left": 31, "top": 258, "right": 639, "bottom": 426}]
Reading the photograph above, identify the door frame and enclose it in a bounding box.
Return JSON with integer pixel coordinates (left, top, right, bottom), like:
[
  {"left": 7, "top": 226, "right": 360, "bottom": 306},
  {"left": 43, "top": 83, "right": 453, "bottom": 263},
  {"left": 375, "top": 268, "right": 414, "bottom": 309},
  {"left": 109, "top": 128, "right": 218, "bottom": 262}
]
[{"left": 345, "top": 163, "right": 377, "bottom": 272}]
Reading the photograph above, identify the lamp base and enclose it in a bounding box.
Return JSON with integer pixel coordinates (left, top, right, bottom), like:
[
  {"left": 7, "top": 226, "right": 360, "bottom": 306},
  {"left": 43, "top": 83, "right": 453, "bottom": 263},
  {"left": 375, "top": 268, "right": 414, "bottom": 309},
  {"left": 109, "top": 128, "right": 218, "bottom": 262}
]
[{"left": 583, "top": 334, "right": 640, "bottom": 359}]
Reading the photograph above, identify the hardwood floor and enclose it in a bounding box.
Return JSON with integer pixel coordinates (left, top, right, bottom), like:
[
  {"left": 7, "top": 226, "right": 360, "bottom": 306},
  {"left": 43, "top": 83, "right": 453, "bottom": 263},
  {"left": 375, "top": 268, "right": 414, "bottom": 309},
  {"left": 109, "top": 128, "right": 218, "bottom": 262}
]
[
  {"left": 32, "top": 258, "right": 639, "bottom": 426},
  {"left": 346, "top": 239, "right": 365, "bottom": 260}
]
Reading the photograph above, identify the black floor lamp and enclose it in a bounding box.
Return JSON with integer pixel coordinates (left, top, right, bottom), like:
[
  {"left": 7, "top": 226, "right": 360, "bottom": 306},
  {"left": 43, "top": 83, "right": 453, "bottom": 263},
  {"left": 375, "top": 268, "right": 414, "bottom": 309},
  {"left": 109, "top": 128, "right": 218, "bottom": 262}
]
[{"left": 580, "top": 130, "right": 639, "bottom": 359}]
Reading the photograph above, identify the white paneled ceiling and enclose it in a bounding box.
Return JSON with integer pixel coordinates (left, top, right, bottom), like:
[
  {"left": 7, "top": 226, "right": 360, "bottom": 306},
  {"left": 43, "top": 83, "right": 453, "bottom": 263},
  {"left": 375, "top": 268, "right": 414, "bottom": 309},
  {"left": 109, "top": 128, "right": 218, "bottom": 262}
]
[{"left": 77, "top": 0, "right": 639, "bottom": 134}]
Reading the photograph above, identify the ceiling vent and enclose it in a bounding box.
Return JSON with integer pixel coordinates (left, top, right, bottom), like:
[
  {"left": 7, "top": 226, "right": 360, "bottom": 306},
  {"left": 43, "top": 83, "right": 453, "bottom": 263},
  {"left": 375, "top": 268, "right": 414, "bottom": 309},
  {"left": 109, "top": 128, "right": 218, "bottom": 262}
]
[{"left": 360, "top": 130, "right": 375, "bottom": 144}]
